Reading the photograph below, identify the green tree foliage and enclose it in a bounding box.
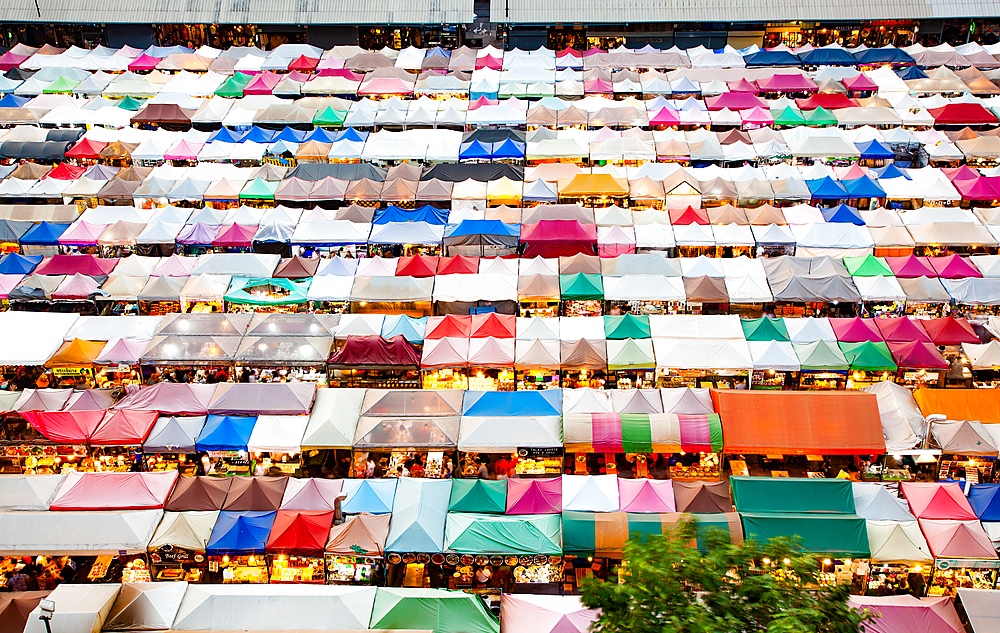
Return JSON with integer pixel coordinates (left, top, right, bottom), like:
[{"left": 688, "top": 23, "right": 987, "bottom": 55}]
[{"left": 580, "top": 520, "right": 872, "bottom": 633}]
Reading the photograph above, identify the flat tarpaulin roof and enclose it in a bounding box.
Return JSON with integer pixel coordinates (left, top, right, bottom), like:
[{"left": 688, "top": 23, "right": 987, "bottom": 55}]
[
  {"left": 0, "top": 591, "right": 52, "bottom": 633},
  {"left": 208, "top": 382, "right": 316, "bottom": 415},
  {"left": 385, "top": 478, "right": 450, "bottom": 553},
  {"left": 741, "top": 513, "right": 870, "bottom": 556},
  {"left": 562, "top": 412, "right": 722, "bottom": 453},
  {"left": 354, "top": 389, "right": 463, "bottom": 449},
  {"left": 0, "top": 311, "right": 78, "bottom": 365},
  {"left": 846, "top": 596, "right": 963, "bottom": 633},
  {"left": 101, "top": 574, "right": 188, "bottom": 631},
  {"left": 326, "top": 512, "right": 391, "bottom": 556},
  {"left": 561, "top": 510, "right": 743, "bottom": 556},
  {"left": 711, "top": 390, "right": 884, "bottom": 455},
  {"left": 0, "top": 474, "right": 64, "bottom": 511},
  {"left": 165, "top": 476, "right": 233, "bottom": 511},
  {"left": 114, "top": 383, "right": 218, "bottom": 416},
  {"left": 914, "top": 389, "right": 1000, "bottom": 425},
  {"left": 445, "top": 513, "right": 561, "bottom": 554},
  {"left": 731, "top": 476, "right": 856, "bottom": 514},
  {"left": 370, "top": 587, "right": 499, "bottom": 633},
  {"left": 329, "top": 335, "right": 421, "bottom": 369},
  {"left": 0, "top": 509, "right": 162, "bottom": 555},
  {"left": 170, "top": 585, "right": 377, "bottom": 632},
  {"left": 458, "top": 390, "right": 562, "bottom": 452},
  {"left": 49, "top": 470, "right": 177, "bottom": 510}
]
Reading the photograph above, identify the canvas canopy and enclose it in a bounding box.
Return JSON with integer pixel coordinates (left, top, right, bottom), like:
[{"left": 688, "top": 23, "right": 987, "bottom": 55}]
[
  {"left": 369, "top": 588, "right": 499, "bottom": 633},
  {"left": 731, "top": 476, "right": 856, "bottom": 514},
  {"left": 741, "top": 513, "right": 870, "bottom": 556},
  {"left": 147, "top": 510, "right": 219, "bottom": 552},
  {"left": 445, "top": 513, "right": 561, "bottom": 554},
  {"left": 385, "top": 478, "right": 450, "bottom": 553},
  {"left": 0, "top": 509, "right": 162, "bottom": 555}
]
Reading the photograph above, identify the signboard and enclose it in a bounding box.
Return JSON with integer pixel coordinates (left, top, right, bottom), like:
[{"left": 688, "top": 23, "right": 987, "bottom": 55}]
[
  {"left": 519, "top": 447, "right": 563, "bottom": 458},
  {"left": 935, "top": 558, "right": 1000, "bottom": 570}
]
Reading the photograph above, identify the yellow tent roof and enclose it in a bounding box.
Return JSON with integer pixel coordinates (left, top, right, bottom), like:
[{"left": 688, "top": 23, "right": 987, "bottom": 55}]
[
  {"left": 559, "top": 173, "right": 629, "bottom": 197},
  {"left": 45, "top": 338, "right": 107, "bottom": 367}
]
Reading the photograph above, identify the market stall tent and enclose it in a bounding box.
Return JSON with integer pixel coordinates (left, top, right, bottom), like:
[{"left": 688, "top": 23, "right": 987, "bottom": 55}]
[
  {"left": 300, "top": 387, "right": 365, "bottom": 450},
  {"left": 932, "top": 419, "right": 999, "bottom": 456},
  {"left": 280, "top": 478, "right": 345, "bottom": 512},
  {"left": 901, "top": 482, "right": 977, "bottom": 520},
  {"left": 499, "top": 594, "right": 599, "bottom": 633},
  {"left": 265, "top": 509, "right": 335, "bottom": 557},
  {"left": 731, "top": 477, "right": 856, "bottom": 514},
  {"left": 741, "top": 513, "right": 870, "bottom": 556},
  {"left": 852, "top": 482, "right": 915, "bottom": 521},
  {"left": 0, "top": 474, "right": 64, "bottom": 511},
  {"left": 0, "top": 509, "right": 163, "bottom": 555},
  {"left": 506, "top": 477, "right": 562, "bottom": 514},
  {"left": 865, "top": 520, "right": 933, "bottom": 563},
  {"left": 326, "top": 512, "right": 391, "bottom": 556},
  {"left": 147, "top": 510, "right": 219, "bottom": 552},
  {"left": 165, "top": 476, "right": 233, "bottom": 512},
  {"left": 49, "top": 471, "right": 178, "bottom": 510},
  {"left": 618, "top": 478, "right": 676, "bottom": 513},
  {"left": 846, "top": 596, "right": 963, "bottom": 633},
  {"left": 458, "top": 390, "right": 562, "bottom": 452},
  {"left": 385, "top": 478, "right": 450, "bottom": 553},
  {"left": 21, "top": 584, "right": 120, "bottom": 633},
  {"left": 205, "top": 510, "right": 277, "bottom": 554},
  {"left": 370, "top": 587, "right": 500, "bottom": 633},
  {"left": 223, "top": 476, "right": 288, "bottom": 512},
  {"left": 341, "top": 478, "right": 397, "bottom": 514},
  {"left": 0, "top": 591, "right": 51, "bottom": 633},
  {"left": 919, "top": 519, "right": 998, "bottom": 560},
  {"left": 449, "top": 479, "right": 507, "bottom": 514},
  {"left": 672, "top": 480, "right": 732, "bottom": 513},
  {"left": 445, "top": 513, "right": 561, "bottom": 554},
  {"left": 103, "top": 581, "right": 187, "bottom": 632}
]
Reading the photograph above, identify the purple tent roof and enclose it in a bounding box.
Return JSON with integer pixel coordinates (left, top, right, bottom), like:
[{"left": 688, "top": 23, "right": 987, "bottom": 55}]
[
  {"left": 176, "top": 222, "right": 221, "bottom": 245},
  {"left": 506, "top": 477, "right": 562, "bottom": 514}
]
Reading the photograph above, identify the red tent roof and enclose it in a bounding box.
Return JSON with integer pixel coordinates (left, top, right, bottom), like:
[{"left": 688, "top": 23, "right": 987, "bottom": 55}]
[
  {"left": 328, "top": 335, "right": 422, "bottom": 368},
  {"left": 288, "top": 55, "right": 319, "bottom": 71},
  {"left": 829, "top": 317, "right": 884, "bottom": 342},
  {"left": 65, "top": 138, "right": 109, "bottom": 159},
  {"left": 395, "top": 255, "right": 438, "bottom": 278},
  {"left": 920, "top": 317, "right": 980, "bottom": 345},
  {"left": 34, "top": 254, "right": 118, "bottom": 276},
  {"left": 50, "top": 471, "right": 178, "bottom": 510},
  {"left": 43, "top": 163, "right": 86, "bottom": 180},
  {"left": 929, "top": 103, "right": 999, "bottom": 125},
  {"left": 796, "top": 93, "right": 857, "bottom": 109},
  {"left": 437, "top": 255, "right": 480, "bottom": 275},
  {"left": 705, "top": 92, "right": 767, "bottom": 111},
  {"left": 519, "top": 220, "right": 597, "bottom": 258},
  {"left": 212, "top": 223, "right": 259, "bottom": 248},
  {"left": 424, "top": 314, "right": 473, "bottom": 339},
  {"left": 471, "top": 313, "right": 516, "bottom": 338},
  {"left": 875, "top": 317, "right": 931, "bottom": 343},
  {"left": 265, "top": 510, "right": 335, "bottom": 556},
  {"left": 668, "top": 206, "right": 709, "bottom": 225},
  {"left": 927, "top": 254, "right": 982, "bottom": 279},
  {"left": 885, "top": 255, "right": 938, "bottom": 278},
  {"left": 22, "top": 410, "right": 104, "bottom": 443},
  {"left": 89, "top": 409, "right": 158, "bottom": 445},
  {"left": 888, "top": 341, "right": 948, "bottom": 369},
  {"left": 902, "top": 482, "right": 977, "bottom": 520}
]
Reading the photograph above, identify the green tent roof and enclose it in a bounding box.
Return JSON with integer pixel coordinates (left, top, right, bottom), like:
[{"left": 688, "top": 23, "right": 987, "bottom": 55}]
[
  {"left": 445, "top": 513, "right": 561, "bottom": 554},
  {"left": 313, "top": 105, "right": 347, "bottom": 126},
  {"left": 844, "top": 254, "right": 893, "bottom": 277},
  {"left": 224, "top": 277, "right": 310, "bottom": 305},
  {"left": 741, "top": 317, "right": 789, "bottom": 342},
  {"left": 562, "top": 511, "right": 743, "bottom": 556},
  {"left": 607, "top": 338, "right": 655, "bottom": 371},
  {"left": 448, "top": 479, "right": 507, "bottom": 514},
  {"left": 772, "top": 106, "right": 806, "bottom": 126},
  {"left": 371, "top": 588, "right": 500, "bottom": 633},
  {"left": 559, "top": 273, "right": 604, "bottom": 300},
  {"left": 239, "top": 177, "right": 278, "bottom": 200},
  {"left": 838, "top": 340, "right": 898, "bottom": 371},
  {"left": 792, "top": 340, "right": 849, "bottom": 371},
  {"left": 804, "top": 106, "right": 837, "bottom": 126},
  {"left": 740, "top": 513, "right": 871, "bottom": 556},
  {"left": 215, "top": 72, "right": 253, "bottom": 98},
  {"left": 731, "top": 476, "right": 856, "bottom": 514},
  {"left": 604, "top": 314, "right": 651, "bottom": 340},
  {"left": 117, "top": 95, "right": 145, "bottom": 111},
  {"left": 43, "top": 76, "right": 81, "bottom": 94}
]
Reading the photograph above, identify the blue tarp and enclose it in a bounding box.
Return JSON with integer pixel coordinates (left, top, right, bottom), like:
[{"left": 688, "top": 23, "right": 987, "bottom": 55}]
[
  {"left": 19, "top": 222, "right": 69, "bottom": 245},
  {"left": 896, "top": 66, "right": 928, "bottom": 80},
  {"left": 272, "top": 126, "right": 309, "bottom": 143},
  {"left": 491, "top": 138, "right": 526, "bottom": 159},
  {"left": 302, "top": 127, "right": 338, "bottom": 143},
  {"left": 385, "top": 478, "right": 451, "bottom": 553},
  {"left": 821, "top": 203, "right": 865, "bottom": 225},
  {"left": 0, "top": 252, "right": 41, "bottom": 274},
  {"left": 195, "top": 414, "right": 258, "bottom": 451},
  {"left": 0, "top": 94, "right": 29, "bottom": 108},
  {"left": 855, "top": 140, "right": 896, "bottom": 160},
  {"left": 874, "top": 163, "right": 910, "bottom": 179},
  {"left": 333, "top": 127, "right": 368, "bottom": 143},
  {"left": 844, "top": 175, "right": 887, "bottom": 198},
  {"left": 462, "top": 390, "right": 562, "bottom": 417},
  {"left": 373, "top": 205, "right": 449, "bottom": 225},
  {"left": 444, "top": 220, "right": 520, "bottom": 239},
  {"left": 206, "top": 511, "right": 276, "bottom": 554},
  {"left": 854, "top": 47, "right": 915, "bottom": 65},
  {"left": 208, "top": 127, "right": 244, "bottom": 143},
  {"left": 342, "top": 479, "right": 398, "bottom": 514},
  {"left": 807, "top": 177, "right": 849, "bottom": 199},
  {"left": 968, "top": 484, "right": 1000, "bottom": 521},
  {"left": 799, "top": 48, "right": 859, "bottom": 66},
  {"left": 145, "top": 45, "right": 193, "bottom": 57},
  {"left": 744, "top": 50, "right": 802, "bottom": 67},
  {"left": 240, "top": 126, "right": 277, "bottom": 143},
  {"left": 382, "top": 314, "right": 427, "bottom": 343},
  {"left": 459, "top": 140, "right": 492, "bottom": 160}
]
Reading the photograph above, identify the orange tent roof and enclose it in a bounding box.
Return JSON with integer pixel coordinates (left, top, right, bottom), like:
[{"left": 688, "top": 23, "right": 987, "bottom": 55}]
[
  {"left": 559, "top": 173, "right": 629, "bottom": 197},
  {"left": 914, "top": 389, "right": 1000, "bottom": 425}
]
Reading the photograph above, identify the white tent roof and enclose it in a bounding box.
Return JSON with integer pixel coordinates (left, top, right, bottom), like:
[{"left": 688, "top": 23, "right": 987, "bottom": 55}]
[
  {"left": 0, "top": 510, "right": 162, "bottom": 555},
  {"left": 515, "top": 317, "right": 560, "bottom": 340},
  {"left": 300, "top": 387, "right": 365, "bottom": 449},
  {"left": 0, "top": 312, "right": 79, "bottom": 365},
  {"left": 748, "top": 340, "right": 800, "bottom": 371},
  {"left": 725, "top": 275, "right": 774, "bottom": 303},
  {"left": 854, "top": 275, "right": 907, "bottom": 302},
  {"left": 852, "top": 482, "right": 915, "bottom": 521},
  {"left": 562, "top": 474, "right": 620, "bottom": 512},
  {"left": 603, "top": 274, "right": 686, "bottom": 301},
  {"left": 648, "top": 314, "right": 744, "bottom": 339},
  {"left": 559, "top": 316, "right": 606, "bottom": 341},
  {"left": 785, "top": 317, "right": 837, "bottom": 343},
  {"left": 866, "top": 520, "right": 933, "bottom": 563},
  {"left": 246, "top": 415, "right": 309, "bottom": 453},
  {"left": 23, "top": 584, "right": 120, "bottom": 633},
  {"left": 861, "top": 380, "right": 924, "bottom": 450},
  {"left": 459, "top": 412, "right": 562, "bottom": 452},
  {"left": 963, "top": 342, "right": 1000, "bottom": 370},
  {"left": 653, "top": 338, "right": 753, "bottom": 370},
  {"left": 0, "top": 474, "right": 65, "bottom": 511},
  {"left": 147, "top": 510, "right": 219, "bottom": 553},
  {"left": 563, "top": 388, "right": 613, "bottom": 414},
  {"left": 103, "top": 581, "right": 188, "bottom": 632}
]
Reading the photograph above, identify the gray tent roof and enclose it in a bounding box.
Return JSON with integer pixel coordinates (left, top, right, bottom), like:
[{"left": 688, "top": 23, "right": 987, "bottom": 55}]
[{"left": 142, "top": 415, "right": 207, "bottom": 453}]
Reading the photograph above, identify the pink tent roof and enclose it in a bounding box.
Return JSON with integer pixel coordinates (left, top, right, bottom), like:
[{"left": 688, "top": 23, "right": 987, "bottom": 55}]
[
  {"left": 50, "top": 471, "right": 178, "bottom": 510},
  {"left": 885, "top": 255, "right": 938, "bottom": 278},
  {"left": 58, "top": 222, "right": 108, "bottom": 246},
  {"left": 506, "top": 477, "right": 562, "bottom": 514},
  {"left": 52, "top": 273, "right": 102, "bottom": 300},
  {"left": 243, "top": 71, "right": 281, "bottom": 95},
  {"left": 280, "top": 477, "right": 345, "bottom": 511},
  {"left": 875, "top": 317, "right": 932, "bottom": 343},
  {"left": 152, "top": 253, "right": 197, "bottom": 277},
  {"left": 358, "top": 78, "right": 414, "bottom": 95},
  {"left": 469, "top": 96, "right": 498, "bottom": 109},
  {"left": 35, "top": 254, "right": 118, "bottom": 276},
  {"left": 845, "top": 596, "right": 963, "bottom": 633},
  {"left": 212, "top": 223, "right": 259, "bottom": 248},
  {"left": 420, "top": 337, "right": 469, "bottom": 369},
  {"left": 706, "top": 92, "right": 768, "bottom": 111},
  {"left": 741, "top": 107, "right": 774, "bottom": 125},
  {"left": 95, "top": 338, "right": 151, "bottom": 364},
  {"left": 888, "top": 341, "right": 948, "bottom": 369},
  {"left": 89, "top": 409, "right": 159, "bottom": 445},
  {"left": 648, "top": 107, "right": 681, "bottom": 125},
  {"left": 618, "top": 478, "right": 676, "bottom": 513},
  {"left": 919, "top": 519, "right": 998, "bottom": 560},
  {"left": 163, "top": 139, "right": 204, "bottom": 161},
  {"left": 829, "top": 317, "right": 884, "bottom": 342},
  {"left": 21, "top": 410, "right": 104, "bottom": 442},
  {"left": 757, "top": 73, "right": 818, "bottom": 92},
  {"left": 842, "top": 74, "right": 879, "bottom": 91},
  {"left": 0, "top": 274, "right": 24, "bottom": 299},
  {"left": 584, "top": 79, "right": 612, "bottom": 93},
  {"left": 113, "top": 382, "right": 218, "bottom": 415},
  {"left": 927, "top": 255, "right": 982, "bottom": 279},
  {"left": 902, "top": 482, "right": 977, "bottom": 520},
  {"left": 128, "top": 53, "right": 163, "bottom": 71},
  {"left": 500, "top": 595, "right": 600, "bottom": 633},
  {"left": 476, "top": 56, "right": 502, "bottom": 70}
]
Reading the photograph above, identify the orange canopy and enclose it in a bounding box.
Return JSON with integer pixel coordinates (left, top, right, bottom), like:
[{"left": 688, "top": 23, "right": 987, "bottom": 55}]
[
  {"left": 559, "top": 174, "right": 629, "bottom": 198},
  {"left": 711, "top": 390, "right": 884, "bottom": 455},
  {"left": 913, "top": 389, "right": 1000, "bottom": 425}
]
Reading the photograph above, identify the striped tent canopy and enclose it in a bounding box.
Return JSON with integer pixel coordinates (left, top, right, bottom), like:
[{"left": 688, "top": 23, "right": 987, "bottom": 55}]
[{"left": 562, "top": 412, "right": 722, "bottom": 453}]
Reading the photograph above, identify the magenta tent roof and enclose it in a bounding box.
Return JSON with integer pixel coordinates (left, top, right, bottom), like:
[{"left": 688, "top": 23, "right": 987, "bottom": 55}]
[
  {"left": 520, "top": 220, "right": 598, "bottom": 258},
  {"left": 58, "top": 222, "right": 109, "bottom": 246},
  {"left": 902, "top": 482, "right": 977, "bottom": 520},
  {"left": 618, "top": 478, "right": 676, "bottom": 513},
  {"left": 244, "top": 71, "right": 281, "bottom": 95},
  {"left": 648, "top": 107, "right": 681, "bottom": 125},
  {"left": 741, "top": 107, "right": 774, "bottom": 124},
  {"left": 506, "top": 477, "right": 562, "bottom": 514},
  {"left": 756, "top": 73, "right": 818, "bottom": 92},
  {"left": 163, "top": 139, "right": 204, "bottom": 161},
  {"left": 0, "top": 53, "right": 30, "bottom": 70},
  {"left": 829, "top": 317, "right": 884, "bottom": 342},
  {"left": 727, "top": 78, "right": 760, "bottom": 94},
  {"left": 886, "top": 255, "right": 938, "bottom": 278},
  {"left": 845, "top": 596, "right": 964, "bottom": 633},
  {"left": 842, "top": 74, "right": 879, "bottom": 91},
  {"left": 49, "top": 471, "right": 178, "bottom": 510},
  {"left": 927, "top": 255, "right": 982, "bottom": 279},
  {"left": 35, "top": 254, "right": 118, "bottom": 276},
  {"left": 212, "top": 223, "right": 259, "bottom": 248},
  {"left": 128, "top": 54, "right": 163, "bottom": 71},
  {"left": 706, "top": 92, "right": 768, "bottom": 111},
  {"left": 875, "top": 317, "right": 932, "bottom": 343},
  {"left": 919, "top": 519, "right": 999, "bottom": 560},
  {"left": 888, "top": 341, "right": 948, "bottom": 369},
  {"left": 114, "top": 383, "right": 218, "bottom": 416},
  {"left": 953, "top": 177, "right": 1000, "bottom": 201}
]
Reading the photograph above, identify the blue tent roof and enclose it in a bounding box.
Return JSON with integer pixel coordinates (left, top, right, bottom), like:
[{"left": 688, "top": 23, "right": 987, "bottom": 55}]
[
  {"left": 744, "top": 50, "right": 802, "bottom": 67},
  {"left": 205, "top": 511, "right": 276, "bottom": 554},
  {"left": 240, "top": 126, "right": 276, "bottom": 143},
  {"left": 855, "top": 139, "right": 896, "bottom": 160},
  {"left": 470, "top": 90, "right": 499, "bottom": 101},
  {"left": 843, "top": 175, "right": 887, "bottom": 199},
  {"left": 0, "top": 252, "right": 41, "bottom": 274},
  {"left": 490, "top": 138, "right": 526, "bottom": 159},
  {"left": 459, "top": 140, "right": 492, "bottom": 161},
  {"left": 195, "top": 414, "right": 258, "bottom": 451},
  {"left": 208, "top": 127, "right": 245, "bottom": 143},
  {"left": 333, "top": 127, "right": 368, "bottom": 142},
  {"left": 145, "top": 45, "right": 193, "bottom": 56},
  {"left": 968, "top": 484, "right": 1000, "bottom": 521},
  {"left": 374, "top": 205, "right": 449, "bottom": 225},
  {"left": 874, "top": 163, "right": 910, "bottom": 179},
  {"left": 342, "top": 479, "right": 397, "bottom": 514},
  {"left": 854, "top": 47, "right": 915, "bottom": 65},
  {"left": 462, "top": 389, "right": 562, "bottom": 417},
  {"left": 302, "top": 127, "right": 338, "bottom": 143},
  {"left": 444, "top": 220, "right": 520, "bottom": 239},
  {"left": 806, "top": 176, "right": 849, "bottom": 199},
  {"left": 896, "top": 66, "right": 928, "bottom": 80},
  {"left": 272, "top": 126, "right": 309, "bottom": 143},
  {"left": 382, "top": 314, "right": 427, "bottom": 343},
  {"left": 821, "top": 203, "right": 865, "bottom": 225},
  {"left": 385, "top": 478, "right": 450, "bottom": 553},
  {"left": 0, "top": 94, "right": 28, "bottom": 108},
  {"left": 799, "top": 48, "right": 859, "bottom": 66},
  {"left": 19, "top": 222, "right": 69, "bottom": 245},
  {"left": 426, "top": 46, "right": 451, "bottom": 58}
]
